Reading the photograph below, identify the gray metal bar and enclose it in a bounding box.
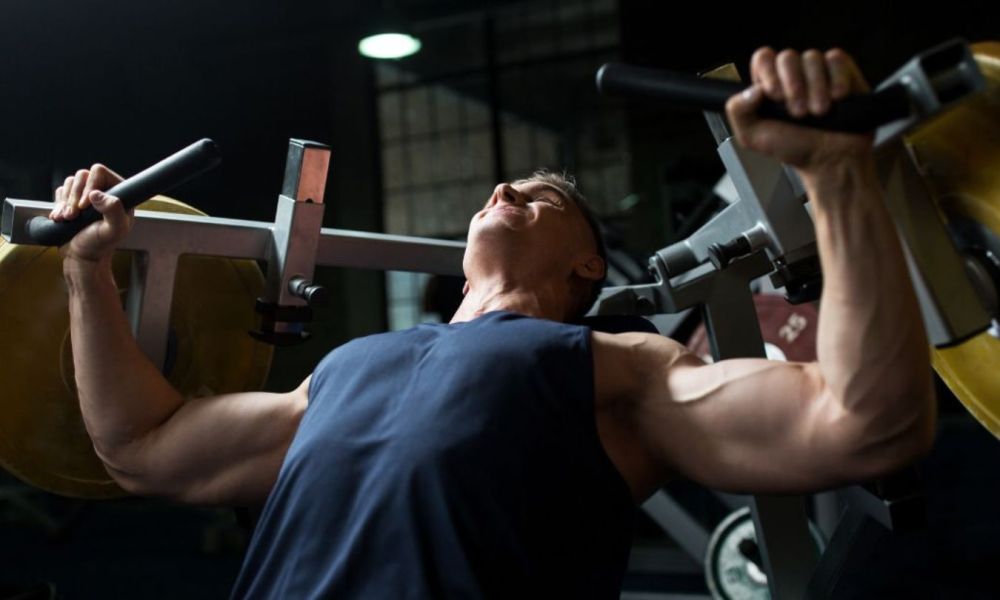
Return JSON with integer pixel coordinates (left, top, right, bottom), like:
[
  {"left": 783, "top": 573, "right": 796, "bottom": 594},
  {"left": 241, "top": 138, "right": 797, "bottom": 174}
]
[
  {"left": 2, "top": 199, "right": 466, "bottom": 276},
  {"left": 2, "top": 197, "right": 466, "bottom": 372},
  {"left": 655, "top": 140, "right": 816, "bottom": 279},
  {"left": 806, "top": 507, "right": 883, "bottom": 600},
  {"left": 748, "top": 495, "right": 816, "bottom": 600},
  {"left": 266, "top": 195, "right": 325, "bottom": 307},
  {"left": 701, "top": 264, "right": 767, "bottom": 359},
  {"left": 876, "top": 143, "right": 991, "bottom": 347},
  {"left": 717, "top": 140, "right": 816, "bottom": 258},
  {"left": 281, "top": 139, "right": 331, "bottom": 203},
  {"left": 872, "top": 38, "right": 984, "bottom": 146},
  {"left": 266, "top": 140, "right": 331, "bottom": 309},
  {"left": 2, "top": 199, "right": 273, "bottom": 258},
  {"left": 641, "top": 490, "right": 711, "bottom": 562},
  {"left": 126, "top": 251, "right": 179, "bottom": 372},
  {"left": 813, "top": 491, "right": 842, "bottom": 540},
  {"left": 838, "top": 485, "right": 894, "bottom": 530},
  {"left": 315, "top": 226, "right": 465, "bottom": 275}
]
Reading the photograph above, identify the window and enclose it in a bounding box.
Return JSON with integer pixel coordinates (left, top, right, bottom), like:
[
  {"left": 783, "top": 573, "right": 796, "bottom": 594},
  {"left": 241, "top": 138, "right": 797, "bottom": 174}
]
[{"left": 376, "top": 0, "right": 626, "bottom": 330}]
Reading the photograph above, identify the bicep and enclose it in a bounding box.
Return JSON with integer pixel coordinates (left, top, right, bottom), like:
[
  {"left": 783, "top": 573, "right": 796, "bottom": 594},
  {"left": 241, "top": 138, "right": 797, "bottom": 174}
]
[
  {"left": 113, "top": 376, "right": 310, "bottom": 506},
  {"left": 635, "top": 346, "right": 855, "bottom": 493}
]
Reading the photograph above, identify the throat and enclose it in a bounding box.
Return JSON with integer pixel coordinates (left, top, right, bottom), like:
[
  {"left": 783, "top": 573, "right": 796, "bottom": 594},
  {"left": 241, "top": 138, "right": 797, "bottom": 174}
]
[{"left": 451, "top": 281, "right": 569, "bottom": 323}]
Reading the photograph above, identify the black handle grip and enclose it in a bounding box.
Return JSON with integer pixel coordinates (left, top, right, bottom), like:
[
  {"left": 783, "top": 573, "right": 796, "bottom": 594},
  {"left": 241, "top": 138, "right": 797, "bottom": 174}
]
[
  {"left": 26, "top": 138, "right": 222, "bottom": 246},
  {"left": 595, "top": 63, "right": 911, "bottom": 133}
]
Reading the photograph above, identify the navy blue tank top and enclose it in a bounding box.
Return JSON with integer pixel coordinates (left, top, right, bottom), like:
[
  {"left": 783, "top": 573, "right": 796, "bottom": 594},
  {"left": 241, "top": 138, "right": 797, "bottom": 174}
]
[{"left": 231, "top": 311, "right": 635, "bottom": 599}]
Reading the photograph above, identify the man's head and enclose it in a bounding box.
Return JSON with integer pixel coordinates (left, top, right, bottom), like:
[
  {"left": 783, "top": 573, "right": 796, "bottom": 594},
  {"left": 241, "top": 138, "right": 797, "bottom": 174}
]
[{"left": 464, "top": 170, "right": 607, "bottom": 321}]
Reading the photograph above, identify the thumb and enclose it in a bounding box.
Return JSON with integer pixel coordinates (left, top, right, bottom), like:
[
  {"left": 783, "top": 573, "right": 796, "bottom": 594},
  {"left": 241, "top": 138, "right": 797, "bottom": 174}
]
[
  {"left": 726, "top": 85, "right": 764, "bottom": 148},
  {"left": 89, "top": 190, "right": 130, "bottom": 235}
]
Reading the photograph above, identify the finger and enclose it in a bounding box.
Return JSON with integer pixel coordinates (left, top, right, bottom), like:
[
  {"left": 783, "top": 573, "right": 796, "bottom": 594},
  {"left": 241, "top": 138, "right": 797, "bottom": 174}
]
[
  {"left": 65, "top": 169, "right": 90, "bottom": 219},
  {"left": 776, "top": 49, "right": 808, "bottom": 118},
  {"left": 750, "top": 47, "right": 782, "bottom": 100},
  {"left": 727, "top": 83, "right": 825, "bottom": 163},
  {"left": 52, "top": 176, "right": 75, "bottom": 220},
  {"left": 51, "top": 183, "right": 66, "bottom": 220},
  {"left": 89, "top": 163, "right": 125, "bottom": 193},
  {"left": 726, "top": 85, "right": 765, "bottom": 148},
  {"left": 825, "top": 48, "right": 871, "bottom": 99},
  {"left": 825, "top": 49, "right": 852, "bottom": 100},
  {"left": 89, "top": 191, "right": 129, "bottom": 239},
  {"left": 802, "top": 49, "right": 830, "bottom": 115},
  {"left": 79, "top": 164, "right": 108, "bottom": 211}
]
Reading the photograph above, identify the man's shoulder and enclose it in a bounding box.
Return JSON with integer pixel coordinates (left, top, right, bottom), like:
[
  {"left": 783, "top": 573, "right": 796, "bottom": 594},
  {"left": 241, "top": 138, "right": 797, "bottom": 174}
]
[
  {"left": 590, "top": 330, "right": 690, "bottom": 404},
  {"left": 590, "top": 329, "right": 688, "bottom": 359}
]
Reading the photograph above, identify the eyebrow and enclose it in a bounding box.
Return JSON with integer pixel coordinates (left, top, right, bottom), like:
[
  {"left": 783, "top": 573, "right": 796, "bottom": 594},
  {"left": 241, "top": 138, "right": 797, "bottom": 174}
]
[{"left": 515, "top": 182, "right": 567, "bottom": 205}]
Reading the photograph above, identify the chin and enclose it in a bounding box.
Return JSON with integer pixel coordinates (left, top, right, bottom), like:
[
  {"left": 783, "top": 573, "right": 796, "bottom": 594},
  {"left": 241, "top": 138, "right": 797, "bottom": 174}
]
[
  {"left": 472, "top": 215, "right": 520, "bottom": 238},
  {"left": 467, "top": 224, "right": 521, "bottom": 258}
]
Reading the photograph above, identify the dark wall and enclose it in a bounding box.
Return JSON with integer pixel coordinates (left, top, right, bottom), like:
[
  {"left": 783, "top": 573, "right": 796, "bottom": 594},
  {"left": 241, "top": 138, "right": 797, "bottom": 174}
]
[
  {"left": 0, "top": 0, "right": 387, "bottom": 392},
  {"left": 1, "top": 3, "right": 387, "bottom": 594}
]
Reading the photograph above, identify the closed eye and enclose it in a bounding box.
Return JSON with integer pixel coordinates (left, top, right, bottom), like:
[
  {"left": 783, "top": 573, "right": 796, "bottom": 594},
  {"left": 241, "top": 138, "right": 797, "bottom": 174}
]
[{"left": 532, "top": 194, "right": 563, "bottom": 207}]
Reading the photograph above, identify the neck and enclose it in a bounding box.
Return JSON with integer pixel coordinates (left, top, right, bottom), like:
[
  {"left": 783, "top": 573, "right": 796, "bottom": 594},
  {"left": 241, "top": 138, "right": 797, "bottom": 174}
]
[{"left": 450, "top": 274, "right": 571, "bottom": 323}]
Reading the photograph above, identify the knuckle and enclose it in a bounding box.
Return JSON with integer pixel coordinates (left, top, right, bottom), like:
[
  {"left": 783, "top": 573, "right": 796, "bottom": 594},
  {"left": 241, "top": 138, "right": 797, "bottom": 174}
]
[
  {"left": 75, "top": 169, "right": 89, "bottom": 179},
  {"left": 777, "top": 48, "right": 799, "bottom": 63}
]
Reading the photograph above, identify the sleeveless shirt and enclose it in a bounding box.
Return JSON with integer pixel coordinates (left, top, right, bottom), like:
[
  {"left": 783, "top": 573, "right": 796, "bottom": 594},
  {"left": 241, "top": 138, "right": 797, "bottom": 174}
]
[{"left": 231, "top": 311, "right": 635, "bottom": 599}]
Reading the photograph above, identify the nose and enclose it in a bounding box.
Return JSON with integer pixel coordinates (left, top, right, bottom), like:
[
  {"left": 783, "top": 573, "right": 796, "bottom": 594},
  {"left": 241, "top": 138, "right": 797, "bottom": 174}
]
[{"left": 493, "top": 183, "right": 525, "bottom": 206}]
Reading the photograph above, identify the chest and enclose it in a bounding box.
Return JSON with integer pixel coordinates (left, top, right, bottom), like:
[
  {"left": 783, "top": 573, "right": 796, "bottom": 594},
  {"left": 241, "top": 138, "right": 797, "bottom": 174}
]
[{"left": 303, "top": 322, "right": 597, "bottom": 446}]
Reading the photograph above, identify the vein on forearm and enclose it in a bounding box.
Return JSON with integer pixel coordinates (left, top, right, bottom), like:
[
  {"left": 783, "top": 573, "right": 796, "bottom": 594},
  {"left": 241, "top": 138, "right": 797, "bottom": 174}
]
[{"left": 807, "top": 165, "right": 931, "bottom": 414}]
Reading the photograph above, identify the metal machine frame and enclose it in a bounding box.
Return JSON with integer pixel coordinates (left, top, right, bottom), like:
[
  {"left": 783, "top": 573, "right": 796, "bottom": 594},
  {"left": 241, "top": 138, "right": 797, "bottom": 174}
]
[
  {"left": 600, "top": 38, "right": 988, "bottom": 599},
  {"left": 3, "top": 140, "right": 465, "bottom": 369},
  {"left": 0, "top": 38, "right": 990, "bottom": 600}
]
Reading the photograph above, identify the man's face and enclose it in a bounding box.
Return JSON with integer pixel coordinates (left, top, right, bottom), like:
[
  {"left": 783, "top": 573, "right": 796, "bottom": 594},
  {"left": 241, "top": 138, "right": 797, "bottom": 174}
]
[{"left": 465, "top": 180, "right": 597, "bottom": 278}]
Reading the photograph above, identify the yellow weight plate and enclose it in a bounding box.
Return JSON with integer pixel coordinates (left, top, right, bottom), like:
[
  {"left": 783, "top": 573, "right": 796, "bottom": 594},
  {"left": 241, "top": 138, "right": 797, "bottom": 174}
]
[
  {"left": 0, "top": 196, "right": 273, "bottom": 497},
  {"left": 907, "top": 42, "right": 1000, "bottom": 439}
]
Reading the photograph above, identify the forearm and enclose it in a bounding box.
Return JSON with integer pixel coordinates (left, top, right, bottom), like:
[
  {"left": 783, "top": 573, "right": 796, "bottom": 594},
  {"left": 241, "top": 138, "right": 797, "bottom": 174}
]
[
  {"left": 64, "top": 257, "right": 185, "bottom": 459},
  {"left": 804, "top": 157, "right": 935, "bottom": 435}
]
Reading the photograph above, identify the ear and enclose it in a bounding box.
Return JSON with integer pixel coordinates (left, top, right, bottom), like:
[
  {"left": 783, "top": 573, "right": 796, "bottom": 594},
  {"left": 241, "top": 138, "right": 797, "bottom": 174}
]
[
  {"left": 573, "top": 253, "right": 605, "bottom": 282},
  {"left": 462, "top": 280, "right": 470, "bottom": 295}
]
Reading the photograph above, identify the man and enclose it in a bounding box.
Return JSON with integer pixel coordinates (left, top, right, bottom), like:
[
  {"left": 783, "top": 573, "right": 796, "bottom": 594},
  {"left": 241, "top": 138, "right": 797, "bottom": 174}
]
[{"left": 51, "top": 47, "right": 935, "bottom": 598}]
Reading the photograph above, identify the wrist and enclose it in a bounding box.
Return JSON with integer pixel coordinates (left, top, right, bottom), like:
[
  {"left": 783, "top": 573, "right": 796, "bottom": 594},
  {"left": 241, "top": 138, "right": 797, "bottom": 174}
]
[
  {"left": 800, "top": 154, "right": 880, "bottom": 202},
  {"left": 63, "top": 255, "right": 115, "bottom": 289}
]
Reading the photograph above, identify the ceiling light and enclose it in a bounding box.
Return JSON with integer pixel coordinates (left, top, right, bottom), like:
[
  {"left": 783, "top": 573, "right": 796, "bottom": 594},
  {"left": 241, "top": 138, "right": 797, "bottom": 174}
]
[{"left": 358, "top": 32, "right": 422, "bottom": 60}]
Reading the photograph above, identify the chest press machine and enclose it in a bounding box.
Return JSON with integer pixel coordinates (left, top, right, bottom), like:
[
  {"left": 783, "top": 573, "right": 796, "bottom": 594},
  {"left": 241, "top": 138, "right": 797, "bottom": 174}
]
[
  {"left": 1, "top": 38, "right": 998, "bottom": 600},
  {"left": 595, "top": 38, "right": 998, "bottom": 599}
]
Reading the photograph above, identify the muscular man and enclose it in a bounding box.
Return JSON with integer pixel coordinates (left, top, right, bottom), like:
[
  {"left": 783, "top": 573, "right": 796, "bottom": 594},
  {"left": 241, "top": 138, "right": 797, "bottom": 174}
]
[{"left": 51, "top": 47, "right": 935, "bottom": 598}]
